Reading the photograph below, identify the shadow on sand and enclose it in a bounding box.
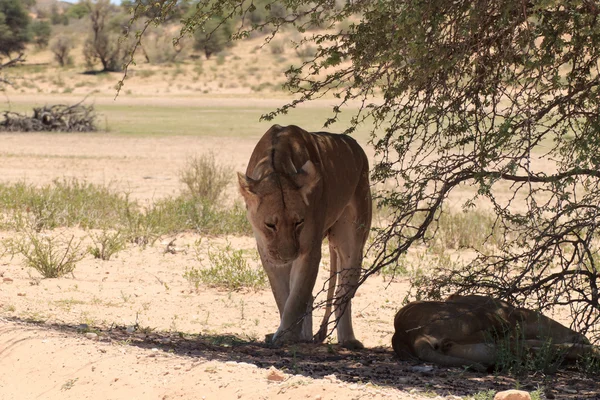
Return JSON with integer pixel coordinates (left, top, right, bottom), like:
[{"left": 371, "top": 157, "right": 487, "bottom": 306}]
[{"left": 6, "top": 316, "right": 600, "bottom": 399}]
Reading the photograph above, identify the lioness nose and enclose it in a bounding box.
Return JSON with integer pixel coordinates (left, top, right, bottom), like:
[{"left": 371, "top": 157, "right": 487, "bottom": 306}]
[{"left": 277, "top": 246, "right": 298, "bottom": 261}]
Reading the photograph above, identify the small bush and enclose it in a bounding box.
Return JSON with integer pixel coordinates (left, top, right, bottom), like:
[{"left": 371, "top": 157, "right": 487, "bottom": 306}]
[
  {"left": 464, "top": 391, "right": 496, "bottom": 400},
  {"left": 493, "top": 326, "right": 570, "bottom": 376},
  {"left": 269, "top": 39, "right": 285, "bottom": 55},
  {"left": 7, "top": 231, "right": 84, "bottom": 278},
  {"left": 295, "top": 44, "right": 317, "bottom": 60},
  {"left": 185, "top": 244, "right": 266, "bottom": 291},
  {"left": 122, "top": 208, "right": 162, "bottom": 247},
  {"left": 578, "top": 350, "right": 600, "bottom": 376},
  {"left": 88, "top": 230, "right": 126, "bottom": 260},
  {"left": 144, "top": 30, "right": 189, "bottom": 64},
  {"left": 179, "top": 153, "right": 233, "bottom": 203}
]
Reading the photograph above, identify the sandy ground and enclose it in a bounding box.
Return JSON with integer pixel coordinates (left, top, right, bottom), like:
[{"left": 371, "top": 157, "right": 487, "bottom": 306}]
[{"left": 1, "top": 117, "right": 599, "bottom": 399}]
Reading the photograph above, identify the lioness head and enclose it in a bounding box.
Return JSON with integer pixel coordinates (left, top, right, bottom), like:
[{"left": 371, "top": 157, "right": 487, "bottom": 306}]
[{"left": 238, "top": 160, "right": 320, "bottom": 264}]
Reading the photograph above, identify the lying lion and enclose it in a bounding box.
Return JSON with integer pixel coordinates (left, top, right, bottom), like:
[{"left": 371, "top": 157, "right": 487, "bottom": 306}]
[{"left": 392, "top": 294, "right": 596, "bottom": 370}]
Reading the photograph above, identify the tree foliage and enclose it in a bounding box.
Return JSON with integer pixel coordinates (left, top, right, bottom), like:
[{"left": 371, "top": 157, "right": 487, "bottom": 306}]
[
  {"left": 31, "top": 20, "right": 52, "bottom": 49},
  {"left": 0, "top": 0, "right": 31, "bottom": 57},
  {"left": 66, "top": 1, "right": 91, "bottom": 20},
  {"left": 192, "top": 16, "right": 233, "bottom": 59},
  {"left": 124, "top": 0, "right": 600, "bottom": 342},
  {"left": 50, "top": 3, "right": 69, "bottom": 25},
  {"left": 83, "top": 0, "right": 132, "bottom": 72},
  {"left": 50, "top": 34, "right": 74, "bottom": 67}
]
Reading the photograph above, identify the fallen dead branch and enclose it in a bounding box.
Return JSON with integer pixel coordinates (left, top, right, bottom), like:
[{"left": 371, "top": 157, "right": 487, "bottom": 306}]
[{"left": 0, "top": 102, "right": 97, "bottom": 132}]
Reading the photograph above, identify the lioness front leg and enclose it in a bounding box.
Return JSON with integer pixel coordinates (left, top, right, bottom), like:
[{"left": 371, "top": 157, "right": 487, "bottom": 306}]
[
  {"left": 272, "top": 251, "right": 320, "bottom": 345},
  {"left": 261, "top": 257, "right": 292, "bottom": 344}
]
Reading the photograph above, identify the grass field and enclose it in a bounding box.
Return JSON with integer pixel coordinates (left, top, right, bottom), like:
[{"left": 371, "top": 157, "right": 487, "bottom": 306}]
[{"left": 0, "top": 96, "right": 372, "bottom": 139}]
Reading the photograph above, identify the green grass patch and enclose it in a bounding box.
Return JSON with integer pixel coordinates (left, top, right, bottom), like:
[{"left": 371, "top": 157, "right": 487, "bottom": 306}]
[
  {"left": 144, "top": 196, "right": 252, "bottom": 236},
  {"left": 433, "top": 209, "right": 504, "bottom": 250},
  {"left": 0, "top": 179, "right": 131, "bottom": 231},
  {"left": 184, "top": 244, "right": 266, "bottom": 291},
  {"left": 0, "top": 178, "right": 251, "bottom": 237}
]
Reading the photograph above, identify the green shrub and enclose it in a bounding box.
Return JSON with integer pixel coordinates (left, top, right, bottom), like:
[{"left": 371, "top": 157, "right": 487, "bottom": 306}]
[
  {"left": 88, "top": 230, "right": 126, "bottom": 260},
  {"left": 269, "top": 39, "right": 285, "bottom": 54},
  {"left": 184, "top": 244, "right": 266, "bottom": 291},
  {"left": 122, "top": 207, "right": 162, "bottom": 247},
  {"left": 7, "top": 231, "right": 84, "bottom": 278},
  {"left": 493, "top": 326, "right": 570, "bottom": 376},
  {"left": 179, "top": 153, "right": 232, "bottom": 203}
]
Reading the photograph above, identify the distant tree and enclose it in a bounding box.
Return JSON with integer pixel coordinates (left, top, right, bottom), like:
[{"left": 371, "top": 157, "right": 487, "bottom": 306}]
[
  {"left": 121, "top": 0, "right": 191, "bottom": 22},
  {"left": 0, "top": 0, "right": 31, "bottom": 57},
  {"left": 83, "top": 0, "right": 132, "bottom": 72},
  {"left": 50, "top": 2, "right": 68, "bottom": 25},
  {"left": 50, "top": 34, "right": 74, "bottom": 67},
  {"left": 31, "top": 20, "right": 51, "bottom": 49},
  {"left": 65, "top": 1, "right": 90, "bottom": 19},
  {"left": 192, "top": 16, "right": 232, "bottom": 59}
]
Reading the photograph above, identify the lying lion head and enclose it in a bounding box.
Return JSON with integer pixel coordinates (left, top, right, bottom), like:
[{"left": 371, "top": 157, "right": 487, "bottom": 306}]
[{"left": 238, "top": 160, "right": 320, "bottom": 265}]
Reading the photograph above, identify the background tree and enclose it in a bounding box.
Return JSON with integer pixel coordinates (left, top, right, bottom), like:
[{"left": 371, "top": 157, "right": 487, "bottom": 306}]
[
  {"left": 50, "top": 2, "right": 68, "bottom": 25},
  {"left": 192, "top": 16, "right": 233, "bottom": 59},
  {"left": 50, "top": 34, "right": 74, "bottom": 67},
  {"left": 125, "top": 0, "right": 600, "bottom": 342},
  {"left": 31, "top": 20, "right": 52, "bottom": 49},
  {"left": 83, "top": 0, "right": 132, "bottom": 72},
  {"left": 65, "top": 1, "right": 91, "bottom": 20},
  {"left": 0, "top": 0, "right": 31, "bottom": 57}
]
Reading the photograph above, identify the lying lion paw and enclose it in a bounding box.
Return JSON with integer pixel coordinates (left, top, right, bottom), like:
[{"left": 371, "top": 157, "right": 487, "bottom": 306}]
[{"left": 340, "top": 338, "right": 364, "bottom": 350}]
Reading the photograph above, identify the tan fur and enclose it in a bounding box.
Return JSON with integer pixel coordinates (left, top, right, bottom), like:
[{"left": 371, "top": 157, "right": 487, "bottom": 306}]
[
  {"left": 238, "top": 125, "right": 372, "bottom": 348},
  {"left": 392, "top": 295, "right": 595, "bottom": 370}
]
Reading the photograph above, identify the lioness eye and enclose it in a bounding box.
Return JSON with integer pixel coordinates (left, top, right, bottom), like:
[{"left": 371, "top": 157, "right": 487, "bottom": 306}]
[
  {"left": 295, "top": 219, "right": 304, "bottom": 227},
  {"left": 265, "top": 222, "right": 276, "bottom": 231}
]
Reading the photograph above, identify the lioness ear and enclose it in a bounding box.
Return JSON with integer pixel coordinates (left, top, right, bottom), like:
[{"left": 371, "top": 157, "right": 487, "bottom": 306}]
[
  {"left": 296, "top": 160, "right": 320, "bottom": 205},
  {"left": 237, "top": 172, "right": 258, "bottom": 205}
]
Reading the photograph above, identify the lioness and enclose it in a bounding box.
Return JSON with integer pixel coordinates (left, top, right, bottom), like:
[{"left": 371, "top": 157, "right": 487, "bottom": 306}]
[
  {"left": 238, "top": 124, "right": 371, "bottom": 348},
  {"left": 392, "top": 295, "right": 594, "bottom": 370}
]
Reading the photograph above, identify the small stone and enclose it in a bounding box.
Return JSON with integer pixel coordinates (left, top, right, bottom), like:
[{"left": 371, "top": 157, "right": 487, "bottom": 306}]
[
  {"left": 17, "top": 293, "right": 25, "bottom": 296},
  {"left": 237, "top": 362, "right": 257, "bottom": 369},
  {"left": 151, "top": 348, "right": 159, "bottom": 352},
  {"left": 3, "top": 277, "right": 13, "bottom": 283},
  {"left": 494, "top": 390, "right": 531, "bottom": 400},
  {"left": 324, "top": 374, "right": 338, "bottom": 383},
  {"left": 266, "top": 366, "right": 286, "bottom": 382},
  {"left": 410, "top": 365, "right": 434, "bottom": 373},
  {"left": 560, "top": 388, "right": 577, "bottom": 394},
  {"left": 77, "top": 324, "right": 89, "bottom": 332},
  {"left": 85, "top": 332, "right": 98, "bottom": 340},
  {"left": 126, "top": 325, "right": 136, "bottom": 334},
  {"left": 314, "top": 396, "right": 322, "bottom": 400},
  {"left": 158, "top": 338, "right": 171, "bottom": 344}
]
